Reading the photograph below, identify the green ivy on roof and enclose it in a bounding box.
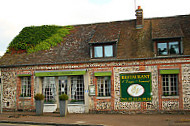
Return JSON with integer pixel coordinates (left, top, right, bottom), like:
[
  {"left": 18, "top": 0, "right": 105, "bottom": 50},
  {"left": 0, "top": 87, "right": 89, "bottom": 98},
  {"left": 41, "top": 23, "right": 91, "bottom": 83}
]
[{"left": 7, "top": 25, "right": 73, "bottom": 54}]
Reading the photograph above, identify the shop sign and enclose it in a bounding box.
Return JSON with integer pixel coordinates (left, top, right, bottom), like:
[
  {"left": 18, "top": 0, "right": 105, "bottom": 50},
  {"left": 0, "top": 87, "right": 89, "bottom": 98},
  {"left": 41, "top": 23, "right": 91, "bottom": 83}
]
[
  {"left": 35, "top": 70, "right": 86, "bottom": 77},
  {"left": 89, "top": 85, "right": 95, "bottom": 96},
  {"left": 120, "top": 72, "right": 152, "bottom": 102}
]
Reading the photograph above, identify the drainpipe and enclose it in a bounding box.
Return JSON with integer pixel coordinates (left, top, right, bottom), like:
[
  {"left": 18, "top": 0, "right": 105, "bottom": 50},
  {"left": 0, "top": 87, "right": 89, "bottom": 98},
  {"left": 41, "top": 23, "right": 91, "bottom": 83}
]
[{"left": 0, "top": 75, "right": 3, "bottom": 113}]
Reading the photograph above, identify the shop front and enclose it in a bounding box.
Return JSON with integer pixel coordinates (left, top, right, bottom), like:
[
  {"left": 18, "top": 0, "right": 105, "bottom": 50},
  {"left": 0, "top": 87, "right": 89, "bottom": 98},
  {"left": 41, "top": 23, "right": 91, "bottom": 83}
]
[{"left": 34, "top": 69, "right": 89, "bottom": 113}]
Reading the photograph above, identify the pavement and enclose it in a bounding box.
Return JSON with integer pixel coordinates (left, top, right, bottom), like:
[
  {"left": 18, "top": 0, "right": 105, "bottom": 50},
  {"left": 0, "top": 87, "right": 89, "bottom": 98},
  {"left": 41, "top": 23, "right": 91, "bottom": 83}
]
[{"left": 0, "top": 111, "right": 190, "bottom": 126}]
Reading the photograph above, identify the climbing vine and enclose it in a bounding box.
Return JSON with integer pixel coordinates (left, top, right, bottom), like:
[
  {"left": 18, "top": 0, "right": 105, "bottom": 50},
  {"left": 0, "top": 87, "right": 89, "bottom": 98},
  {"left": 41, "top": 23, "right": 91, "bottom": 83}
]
[{"left": 7, "top": 25, "right": 73, "bottom": 54}]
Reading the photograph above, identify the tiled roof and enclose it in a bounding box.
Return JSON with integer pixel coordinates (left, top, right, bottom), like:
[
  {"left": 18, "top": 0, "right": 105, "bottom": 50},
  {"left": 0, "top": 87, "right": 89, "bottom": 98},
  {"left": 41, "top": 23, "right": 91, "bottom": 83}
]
[
  {"left": 152, "top": 17, "right": 184, "bottom": 39},
  {"left": 89, "top": 22, "right": 120, "bottom": 43},
  {"left": 0, "top": 15, "right": 190, "bottom": 67}
]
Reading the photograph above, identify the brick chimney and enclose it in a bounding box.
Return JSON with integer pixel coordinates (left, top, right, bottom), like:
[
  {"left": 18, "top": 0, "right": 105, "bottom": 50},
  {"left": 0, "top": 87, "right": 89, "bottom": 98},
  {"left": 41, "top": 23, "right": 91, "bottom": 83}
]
[{"left": 135, "top": 6, "right": 144, "bottom": 29}]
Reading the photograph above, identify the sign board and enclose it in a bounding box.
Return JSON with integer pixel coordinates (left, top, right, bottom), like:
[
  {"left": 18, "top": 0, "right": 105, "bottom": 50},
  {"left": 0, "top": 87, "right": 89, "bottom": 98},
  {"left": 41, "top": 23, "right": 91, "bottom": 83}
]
[
  {"left": 120, "top": 72, "right": 152, "bottom": 102},
  {"left": 89, "top": 85, "right": 95, "bottom": 96},
  {"left": 35, "top": 70, "right": 86, "bottom": 77}
]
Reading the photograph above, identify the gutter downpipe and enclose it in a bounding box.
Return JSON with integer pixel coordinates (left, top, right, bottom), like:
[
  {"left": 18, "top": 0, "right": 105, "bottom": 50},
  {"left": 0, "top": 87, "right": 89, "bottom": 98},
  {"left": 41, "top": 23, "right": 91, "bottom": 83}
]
[{"left": 0, "top": 72, "right": 3, "bottom": 113}]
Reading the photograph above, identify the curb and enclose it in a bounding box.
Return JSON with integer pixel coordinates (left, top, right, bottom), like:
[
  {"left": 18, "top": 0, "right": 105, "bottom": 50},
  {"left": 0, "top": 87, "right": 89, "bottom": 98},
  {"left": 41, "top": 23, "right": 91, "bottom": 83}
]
[{"left": 0, "top": 120, "right": 104, "bottom": 126}]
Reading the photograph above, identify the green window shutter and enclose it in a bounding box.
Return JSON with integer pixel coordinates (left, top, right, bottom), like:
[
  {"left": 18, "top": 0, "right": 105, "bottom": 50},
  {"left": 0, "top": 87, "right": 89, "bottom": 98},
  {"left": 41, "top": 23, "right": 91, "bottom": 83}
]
[
  {"left": 160, "top": 69, "right": 180, "bottom": 74},
  {"left": 94, "top": 72, "right": 112, "bottom": 76},
  {"left": 35, "top": 70, "right": 86, "bottom": 77},
  {"left": 17, "top": 74, "right": 31, "bottom": 77}
]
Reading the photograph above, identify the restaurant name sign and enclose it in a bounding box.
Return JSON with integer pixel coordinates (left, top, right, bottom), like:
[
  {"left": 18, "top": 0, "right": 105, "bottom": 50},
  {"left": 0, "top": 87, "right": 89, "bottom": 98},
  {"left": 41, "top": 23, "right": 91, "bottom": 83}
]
[{"left": 120, "top": 72, "right": 152, "bottom": 102}]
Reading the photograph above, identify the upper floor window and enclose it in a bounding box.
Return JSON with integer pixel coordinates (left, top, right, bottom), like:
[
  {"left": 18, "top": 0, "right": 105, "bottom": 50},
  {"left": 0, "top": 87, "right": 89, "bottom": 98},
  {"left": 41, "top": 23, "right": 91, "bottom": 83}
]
[
  {"left": 94, "top": 45, "right": 113, "bottom": 58},
  {"left": 155, "top": 38, "right": 182, "bottom": 56},
  {"left": 90, "top": 43, "right": 116, "bottom": 58}
]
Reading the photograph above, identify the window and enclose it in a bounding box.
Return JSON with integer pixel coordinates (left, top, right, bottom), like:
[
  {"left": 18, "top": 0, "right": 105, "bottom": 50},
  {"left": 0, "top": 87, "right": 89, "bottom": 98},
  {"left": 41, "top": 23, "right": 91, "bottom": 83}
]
[
  {"left": 92, "top": 44, "right": 114, "bottom": 58},
  {"left": 162, "top": 74, "right": 178, "bottom": 96},
  {"left": 156, "top": 39, "right": 181, "bottom": 56},
  {"left": 43, "top": 77, "right": 56, "bottom": 103},
  {"left": 71, "top": 76, "right": 84, "bottom": 102},
  {"left": 21, "top": 77, "right": 31, "bottom": 97},
  {"left": 97, "top": 76, "right": 111, "bottom": 97}
]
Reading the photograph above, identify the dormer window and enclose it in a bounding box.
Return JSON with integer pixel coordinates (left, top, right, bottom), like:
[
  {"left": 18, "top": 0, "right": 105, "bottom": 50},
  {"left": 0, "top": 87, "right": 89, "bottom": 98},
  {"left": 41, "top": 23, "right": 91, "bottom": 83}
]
[
  {"left": 155, "top": 38, "right": 182, "bottom": 56},
  {"left": 90, "top": 42, "right": 116, "bottom": 59},
  {"left": 94, "top": 45, "right": 113, "bottom": 58}
]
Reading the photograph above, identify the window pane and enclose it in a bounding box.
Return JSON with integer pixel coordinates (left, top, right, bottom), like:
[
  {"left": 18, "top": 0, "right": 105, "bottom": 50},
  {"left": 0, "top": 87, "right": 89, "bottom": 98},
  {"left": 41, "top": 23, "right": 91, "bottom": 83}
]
[
  {"left": 157, "top": 43, "right": 168, "bottom": 55},
  {"left": 94, "top": 46, "right": 103, "bottom": 57},
  {"left": 169, "top": 42, "right": 179, "bottom": 55},
  {"left": 104, "top": 45, "right": 113, "bottom": 57}
]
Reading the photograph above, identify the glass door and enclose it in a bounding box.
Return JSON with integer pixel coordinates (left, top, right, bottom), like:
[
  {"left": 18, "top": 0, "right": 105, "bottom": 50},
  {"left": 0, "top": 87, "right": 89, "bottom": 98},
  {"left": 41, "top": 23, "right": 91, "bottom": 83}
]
[{"left": 58, "top": 76, "right": 68, "bottom": 95}]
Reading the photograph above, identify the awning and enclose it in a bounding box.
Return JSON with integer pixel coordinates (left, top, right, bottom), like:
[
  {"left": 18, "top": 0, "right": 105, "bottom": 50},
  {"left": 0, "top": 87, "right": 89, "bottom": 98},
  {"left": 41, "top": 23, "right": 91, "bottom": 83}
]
[
  {"left": 17, "top": 74, "right": 32, "bottom": 77},
  {"left": 94, "top": 72, "right": 112, "bottom": 76},
  {"left": 35, "top": 70, "right": 86, "bottom": 77},
  {"left": 160, "top": 69, "right": 180, "bottom": 74}
]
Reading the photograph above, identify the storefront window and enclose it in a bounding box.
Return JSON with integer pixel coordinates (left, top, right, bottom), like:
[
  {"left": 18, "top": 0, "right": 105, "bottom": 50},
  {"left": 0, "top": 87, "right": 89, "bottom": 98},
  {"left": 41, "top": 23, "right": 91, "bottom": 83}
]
[
  {"left": 43, "top": 77, "right": 56, "bottom": 103},
  {"left": 71, "top": 76, "right": 84, "bottom": 102}
]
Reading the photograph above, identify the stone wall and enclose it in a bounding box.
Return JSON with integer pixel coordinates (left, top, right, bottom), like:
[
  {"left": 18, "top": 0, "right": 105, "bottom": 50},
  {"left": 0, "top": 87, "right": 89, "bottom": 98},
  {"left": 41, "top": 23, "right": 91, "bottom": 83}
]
[
  {"left": 182, "top": 64, "right": 190, "bottom": 110},
  {"left": 1, "top": 57, "right": 190, "bottom": 112},
  {"left": 2, "top": 71, "right": 17, "bottom": 109}
]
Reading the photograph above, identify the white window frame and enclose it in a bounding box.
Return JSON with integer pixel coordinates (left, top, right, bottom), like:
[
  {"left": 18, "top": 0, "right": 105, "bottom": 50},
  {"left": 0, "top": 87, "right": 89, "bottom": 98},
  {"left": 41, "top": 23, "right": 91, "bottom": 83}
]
[
  {"left": 162, "top": 74, "right": 178, "bottom": 96},
  {"left": 70, "top": 76, "right": 84, "bottom": 102},
  {"left": 97, "top": 76, "right": 111, "bottom": 97},
  {"left": 21, "top": 77, "right": 31, "bottom": 97},
  {"left": 42, "top": 77, "right": 56, "bottom": 103},
  {"left": 93, "top": 44, "right": 114, "bottom": 58}
]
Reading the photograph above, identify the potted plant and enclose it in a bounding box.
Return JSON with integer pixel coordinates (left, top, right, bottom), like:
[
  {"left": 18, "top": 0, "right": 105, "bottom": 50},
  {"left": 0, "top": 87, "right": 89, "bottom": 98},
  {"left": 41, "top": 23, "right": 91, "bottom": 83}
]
[
  {"left": 59, "top": 94, "right": 68, "bottom": 117},
  {"left": 34, "top": 93, "right": 44, "bottom": 115}
]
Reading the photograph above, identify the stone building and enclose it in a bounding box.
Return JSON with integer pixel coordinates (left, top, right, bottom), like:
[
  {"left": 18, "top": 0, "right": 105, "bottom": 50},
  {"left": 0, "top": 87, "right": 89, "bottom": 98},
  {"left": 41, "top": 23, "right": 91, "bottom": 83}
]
[{"left": 0, "top": 7, "right": 190, "bottom": 113}]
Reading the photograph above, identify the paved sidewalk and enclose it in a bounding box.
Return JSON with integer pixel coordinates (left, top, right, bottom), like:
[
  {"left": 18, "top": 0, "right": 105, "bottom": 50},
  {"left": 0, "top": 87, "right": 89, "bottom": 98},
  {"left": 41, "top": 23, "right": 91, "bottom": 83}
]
[{"left": 0, "top": 112, "right": 190, "bottom": 126}]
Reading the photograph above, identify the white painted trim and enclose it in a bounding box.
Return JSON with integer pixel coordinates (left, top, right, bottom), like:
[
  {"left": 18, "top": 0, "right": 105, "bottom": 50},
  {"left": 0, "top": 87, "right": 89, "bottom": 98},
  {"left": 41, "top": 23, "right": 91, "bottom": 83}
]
[
  {"left": 96, "top": 96, "right": 111, "bottom": 99},
  {"left": 161, "top": 96, "right": 179, "bottom": 99}
]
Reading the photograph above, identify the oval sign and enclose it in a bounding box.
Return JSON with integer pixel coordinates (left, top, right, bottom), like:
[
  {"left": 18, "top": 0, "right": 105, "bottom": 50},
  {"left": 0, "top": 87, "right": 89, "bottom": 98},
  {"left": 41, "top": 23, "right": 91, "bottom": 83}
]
[{"left": 127, "top": 84, "right": 144, "bottom": 97}]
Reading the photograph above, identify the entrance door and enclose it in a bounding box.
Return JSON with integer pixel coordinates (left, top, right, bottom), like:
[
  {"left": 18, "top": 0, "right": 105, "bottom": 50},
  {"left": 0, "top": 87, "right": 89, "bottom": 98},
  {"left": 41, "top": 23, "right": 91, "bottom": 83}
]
[
  {"left": 58, "top": 76, "right": 68, "bottom": 95},
  {"left": 58, "top": 76, "right": 84, "bottom": 103}
]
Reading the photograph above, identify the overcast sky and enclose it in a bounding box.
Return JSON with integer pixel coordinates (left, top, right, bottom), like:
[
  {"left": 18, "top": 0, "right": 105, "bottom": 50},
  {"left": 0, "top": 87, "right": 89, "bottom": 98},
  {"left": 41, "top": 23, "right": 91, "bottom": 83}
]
[{"left": 0, "top": 0, "right": 190, "bottom": 56}]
